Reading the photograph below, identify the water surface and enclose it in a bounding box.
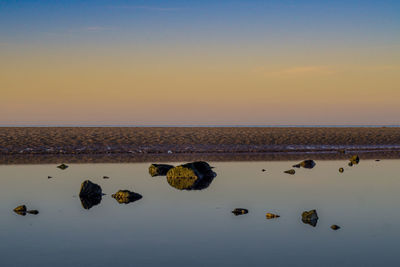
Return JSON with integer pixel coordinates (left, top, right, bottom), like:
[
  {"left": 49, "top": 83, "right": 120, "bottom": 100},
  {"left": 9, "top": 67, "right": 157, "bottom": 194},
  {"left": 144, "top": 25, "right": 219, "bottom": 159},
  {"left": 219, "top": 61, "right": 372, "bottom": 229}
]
[{"left": 0, "top": 160, "right": 399, "bottom": 266}]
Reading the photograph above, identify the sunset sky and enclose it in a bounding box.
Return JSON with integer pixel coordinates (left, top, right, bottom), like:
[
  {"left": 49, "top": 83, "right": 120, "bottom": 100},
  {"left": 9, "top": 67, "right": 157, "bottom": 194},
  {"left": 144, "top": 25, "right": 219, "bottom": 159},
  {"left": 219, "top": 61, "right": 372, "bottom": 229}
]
[{"left": 1, "top": 0, "right": 399, "bottom": 125}]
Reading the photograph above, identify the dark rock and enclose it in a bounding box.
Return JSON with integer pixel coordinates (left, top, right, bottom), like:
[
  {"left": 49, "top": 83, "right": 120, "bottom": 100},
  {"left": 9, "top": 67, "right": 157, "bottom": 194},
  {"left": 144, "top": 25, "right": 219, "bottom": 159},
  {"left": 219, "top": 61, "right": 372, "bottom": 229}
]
[
  {"left": 79, "top": 180, "right": 102, "bottom": 210},
  {"left": 375, "top": 159, "right": 380, "bottom": 162},
  {"left": 349, "top": 155, "right": 359, "bottom": 165},
  {"left": 149, "top": 164, "right": 174, "bottom": 177},
  {"left": 166, "top": 161, "right": 216, "bottom": 190},
  {"left": 331, "top": 224, "right": 341, "bottom": 230},
  {"left": 339, "top": 168, "right": 344, "bottom": 173},
  {"left": 293, "top": 160, "right": 316, "bottom": 169},
  {"left": 103, "top": 176, "right": 109, "bottom": 179},
  {"left": 232, "top": 208, "right": 248, "bottom": 216},
  {"left": 348, "top": 162, "right": 353, "bottom": 167},
  {"left": 301, "top": 209, "right": 319, "bottom": 227},
  {"left": 48, "top": 176, "right": 52, "bottom": 179},
  {"left": 262, "top": 169, "right": 266, "bottom": 172},
  {"left": 112, "top": 190, "right": 142, "bottom": 204},
  {"left": 57, "top": 163, "right": 68, "bottom": 170},
  {"left": 284, "top": 169, "right": 296, "bottom": 175},
  {"left": 27, "top": 210, "right": 39, "bottom": 215},
  {"left": 266, "top": 213, "right": 280, "bottom": 219}
]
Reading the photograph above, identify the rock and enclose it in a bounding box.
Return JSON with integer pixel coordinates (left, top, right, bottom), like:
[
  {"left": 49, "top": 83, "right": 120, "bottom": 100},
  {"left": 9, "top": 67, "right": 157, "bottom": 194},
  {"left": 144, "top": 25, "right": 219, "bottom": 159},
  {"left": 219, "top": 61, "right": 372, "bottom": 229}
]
[
  {"left": 232, "top": 208, "right": 248, "bottom": 216},
  {"left": 266, "top": 213, "right": 280, "bottom": 219},
  {"left": 79, "top": 180, "right": 102, "bottom": 210},
  {"left": 301, "top": 209, "right": 319, "bottom": 227},
  {"left": 13, "top": 205, "right": 27, "bottom": 215},
  {"left": 166, "top": 161, "right": 216, "bottom": 190},
  {"left": 293, "top": 160, "right": 316, "bottom": 169},
  {"left": 348, "top": 162, "right": 353, "bottom": 167},
  {"left": 149, "top": 164, "right": 174, "bottom": 177},
  {"left": 375, "top": 159, "right": 380, "bottom": 162},
  {"left": 284, "top": 169, "right": 296, "bottom": 175},
  {"left": 103, "top": 176, "right": 109, "bottom": 179},
  {"left": 262, "top": 169, "right": 266, "bottom": 172},
  {"left": 339, "top": 168, "right": 344, "bottom": 173},
  {"left": 48, "top": 176, "right": 52, "bottom": 179},
  {"left": 57, "top": 163, "right": 68, "bottom": 170},
  {"left": 349, "top": 155, "right": 359, "bottom": 165},
  {"left": 27, "top": 210, "right": 39, "bottom": 215},
  {"left": 331, "top": 224, "right": 341, "bottom": 230},
  {"left": 112, "top": 190, "right": 142, "bottom": 204}
]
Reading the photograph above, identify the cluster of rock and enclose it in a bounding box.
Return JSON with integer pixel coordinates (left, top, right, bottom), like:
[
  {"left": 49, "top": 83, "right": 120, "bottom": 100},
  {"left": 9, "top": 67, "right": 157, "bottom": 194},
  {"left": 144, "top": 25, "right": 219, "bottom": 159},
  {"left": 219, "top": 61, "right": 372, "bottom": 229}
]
[{"left": 149, "top": 161, "right": 216, "bottom": 190}]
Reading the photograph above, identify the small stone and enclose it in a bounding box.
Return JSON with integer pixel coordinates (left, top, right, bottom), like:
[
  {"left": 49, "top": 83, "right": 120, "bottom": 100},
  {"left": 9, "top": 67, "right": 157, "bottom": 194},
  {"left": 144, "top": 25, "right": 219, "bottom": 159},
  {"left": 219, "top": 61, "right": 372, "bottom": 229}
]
[
  {"left": 349, "top": 155, "right": 360, "bottom": 165},
  {"left": 232, "top": 208, "right": 248, "bottom": 216},
  {"left": 284, "top": 169, "right": 296, "bottom": 175},
  {"left": 339, "top": 168, "right": 344, "bottom": 173},
  {"left": 348, "top": 162, "right": 353, "bottom": 167},
  {"left": 27, "top": 210, "right": 39, "bottom": 215},
  {"left": 13, "top": 205, "right": 27, "bottom": 212},
  {"left": 266, "top": 213, "right": 280, "bottom": 219},
  {"left": 331, "top": 224, "right": 341, "bottom": 230},
  {"left": 261, "top": 169, "right": 266, "bottom": 172},
  {"left": 375, "top": 159, "right": 380, "bottom": 162},
  {"left": 57, "top": 163, "right": 68, "bottom": 170},
  {"left": 293, "top": 160, "right": 316, "bottom": 169},
  {"left": 103, "top": 176, "right": 109, "bottom": 179},
  {"left": 48, "top": 176, "right": 52, "bottom": 179}
]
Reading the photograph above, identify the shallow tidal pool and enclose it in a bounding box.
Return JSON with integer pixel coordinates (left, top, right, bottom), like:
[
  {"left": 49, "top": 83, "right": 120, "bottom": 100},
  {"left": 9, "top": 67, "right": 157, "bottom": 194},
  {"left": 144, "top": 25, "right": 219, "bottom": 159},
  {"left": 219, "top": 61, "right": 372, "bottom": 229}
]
[{"left": 0, "top": 160, "right": 399, "bottom": 266}]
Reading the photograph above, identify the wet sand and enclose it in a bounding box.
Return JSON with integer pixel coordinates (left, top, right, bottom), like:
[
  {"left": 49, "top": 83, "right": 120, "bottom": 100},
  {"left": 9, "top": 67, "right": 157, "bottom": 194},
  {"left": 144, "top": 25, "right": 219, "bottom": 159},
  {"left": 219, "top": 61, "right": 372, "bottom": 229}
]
[{"left": 0, "top": 127, "right": 399, "bottom": 163}]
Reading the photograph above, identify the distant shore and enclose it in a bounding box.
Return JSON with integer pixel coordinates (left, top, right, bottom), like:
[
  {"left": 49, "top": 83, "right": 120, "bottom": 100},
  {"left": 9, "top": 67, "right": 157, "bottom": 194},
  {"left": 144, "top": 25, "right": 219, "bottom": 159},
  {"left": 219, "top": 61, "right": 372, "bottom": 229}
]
[{"left": 1, "top": 127, "right": 399, "bottom": 163}]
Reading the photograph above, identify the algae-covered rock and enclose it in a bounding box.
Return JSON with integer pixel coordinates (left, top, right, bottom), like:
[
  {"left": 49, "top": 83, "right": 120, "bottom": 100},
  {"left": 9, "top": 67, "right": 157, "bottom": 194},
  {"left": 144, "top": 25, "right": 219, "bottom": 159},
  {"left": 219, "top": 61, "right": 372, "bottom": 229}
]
[
  {"left": 349, "top": 155, "right": 360, "bottom": 165},
  {"left": 79, "top": 180, "right": 102, "bottom": 210},
  {"left": 166, "top": 161, "right": 216, "bottom": 190},
  {"left": 57, "top": 163, "right": 68, "bottom": 170},
  {"left": 339, "top": 168, "right": 344, "bottom": 173},
  {"left": 284, "top": 169, "right": 296, "bottom": 175},
  {"left": 112, "top": 190, "right": 142, "bottom": 204},
  {"left": 293, "top": 160, "right": 316, "bottom": 169},
  {"left": 232, "top": 208, "right": 248, "bottom": 216},
  {"left": 149, "top": 164, "right": 174, "bottom": 177},
  {"left": 266, "top": 213, "right": 280, "bottom": 219},
  {"left": 301, "top": 209, "right": 319, "bottom": 227},
  {"left": 13, "top": 205, "right": 27, "bottom": 215}
]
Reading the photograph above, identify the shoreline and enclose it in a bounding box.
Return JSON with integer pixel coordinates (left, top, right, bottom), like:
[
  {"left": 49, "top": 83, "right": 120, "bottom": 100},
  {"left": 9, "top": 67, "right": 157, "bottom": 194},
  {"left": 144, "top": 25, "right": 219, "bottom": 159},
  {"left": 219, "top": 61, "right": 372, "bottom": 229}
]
[{"left": 1, "top": 127, "right": 399, "bottom": 163}]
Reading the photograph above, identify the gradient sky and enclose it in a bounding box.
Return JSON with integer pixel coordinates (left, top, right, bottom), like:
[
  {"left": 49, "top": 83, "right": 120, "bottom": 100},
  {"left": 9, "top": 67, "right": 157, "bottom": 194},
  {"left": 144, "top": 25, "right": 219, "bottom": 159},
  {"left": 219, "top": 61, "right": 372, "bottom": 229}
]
[{"left": 1, "top": 0, "right": 399, "bottom": 125}]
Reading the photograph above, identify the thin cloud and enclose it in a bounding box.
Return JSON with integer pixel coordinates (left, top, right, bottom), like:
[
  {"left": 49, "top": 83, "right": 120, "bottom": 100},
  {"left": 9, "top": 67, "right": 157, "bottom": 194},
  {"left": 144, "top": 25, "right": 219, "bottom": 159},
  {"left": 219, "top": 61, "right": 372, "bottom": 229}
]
[
  {"left": 109, "top": 5, "right": 184, "bottom": 11},
  {"left": 256, "top": 66, "right": 336, "bottom": 76}
]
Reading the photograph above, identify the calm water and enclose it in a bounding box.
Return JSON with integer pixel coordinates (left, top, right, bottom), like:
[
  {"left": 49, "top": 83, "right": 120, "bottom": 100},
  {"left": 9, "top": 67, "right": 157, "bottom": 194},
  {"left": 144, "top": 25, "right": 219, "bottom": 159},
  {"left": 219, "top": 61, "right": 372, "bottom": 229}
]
[{"left": 0, "top": 160, "right": 399, "bottom": 266}]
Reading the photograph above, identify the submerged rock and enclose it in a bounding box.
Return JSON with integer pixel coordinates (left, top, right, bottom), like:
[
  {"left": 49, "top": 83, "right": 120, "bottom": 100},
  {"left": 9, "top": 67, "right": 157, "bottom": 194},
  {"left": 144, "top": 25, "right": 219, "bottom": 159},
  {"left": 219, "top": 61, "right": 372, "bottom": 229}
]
[
  {"left": 339, "top": 168, "right": 344, "bottom": 173},
  {"left": 301, "top": 209, "right": 319, "bottom": 227},
  {"left": 166, "top": 161, "right": 216, "bottom": 190},
  {"left": 284, "top": 169, "right": 296, "bottom": 175},
  {"left": 331, "top": 224, "right": 341, "bottom": 230},
  {"left": 57, "top": 163, "right": 68, "bottom": 170},
  {"left": 112, "top": 190, "right": 142, "bottom": 204},
  {"left": 293, "top": 160, "right": 316, "bottom": 169},
  {"left": 149, "top": 164, "right": 174, "bottom": 177},
  {"left": 349, "top": 155, "right": 360, "bottom": 165},
  {"left": 266, "top": 213, "right": 280, "bottom": 219},
  {"left": 79, "top": 180, "right": 102, "bottom": 210},
  {"left": 232, "top": 208, "right": 248, "bottom": 216}
]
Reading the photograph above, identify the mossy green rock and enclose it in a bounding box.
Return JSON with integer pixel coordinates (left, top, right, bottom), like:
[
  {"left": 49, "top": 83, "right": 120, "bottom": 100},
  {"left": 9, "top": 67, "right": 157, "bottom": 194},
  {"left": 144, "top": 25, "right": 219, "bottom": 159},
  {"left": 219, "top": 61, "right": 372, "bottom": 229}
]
[
  {"left": 302, "top": 209, "right": 319, "bottom": 227},
  {"left": 112, "top": 190, "right": 142, "bottom": 204},
  {"left": 166, "top": 161, "right": 216, "bottom": 190},
  {"left": 149, "top": 164, "right": 174, "bottom": 177},
  {"left": 284, "top": 169, "right": 296, "bottom": 175}
]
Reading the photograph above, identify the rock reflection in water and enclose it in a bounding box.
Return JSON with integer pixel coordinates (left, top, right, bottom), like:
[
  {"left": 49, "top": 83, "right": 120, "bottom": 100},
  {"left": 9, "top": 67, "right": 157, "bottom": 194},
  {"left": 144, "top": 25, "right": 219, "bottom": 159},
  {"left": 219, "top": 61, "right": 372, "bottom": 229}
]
[{"left": 80, "top": 195, "right": 102, "bottom": 209}]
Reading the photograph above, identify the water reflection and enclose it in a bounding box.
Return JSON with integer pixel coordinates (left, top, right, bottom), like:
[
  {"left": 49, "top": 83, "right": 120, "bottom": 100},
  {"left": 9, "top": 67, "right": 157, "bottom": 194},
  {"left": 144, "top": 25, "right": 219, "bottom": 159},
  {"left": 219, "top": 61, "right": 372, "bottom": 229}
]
[
  {"left": 166, "top": 174, "right": 216, "bottom": 190},
  {"left": 80, "top": 195, "right": 102, "bottom": 209}
]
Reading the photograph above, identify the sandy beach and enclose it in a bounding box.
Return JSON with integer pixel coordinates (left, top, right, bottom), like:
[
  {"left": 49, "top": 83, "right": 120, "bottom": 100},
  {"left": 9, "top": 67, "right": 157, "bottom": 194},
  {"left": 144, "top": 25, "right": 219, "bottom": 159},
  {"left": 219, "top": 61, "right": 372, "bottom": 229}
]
[{"left": 0, "top": 127, "right": 399, "bottom": 163}]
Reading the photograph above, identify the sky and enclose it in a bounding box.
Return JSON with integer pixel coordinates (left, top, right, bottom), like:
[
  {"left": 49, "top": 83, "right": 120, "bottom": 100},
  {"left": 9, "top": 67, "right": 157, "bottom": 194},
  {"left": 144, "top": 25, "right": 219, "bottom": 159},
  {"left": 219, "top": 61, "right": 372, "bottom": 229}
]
[{"left": 0, "top": 0, "right": 399, "bottom": 126}]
